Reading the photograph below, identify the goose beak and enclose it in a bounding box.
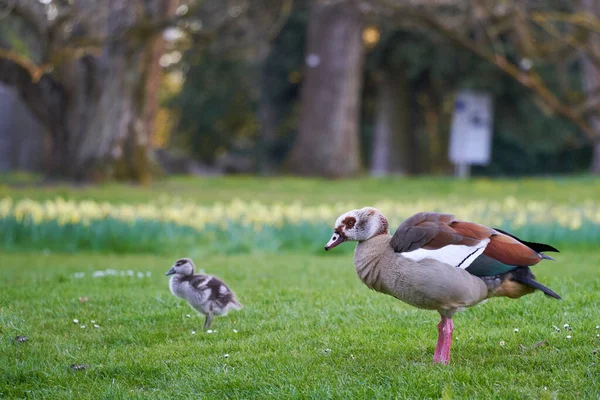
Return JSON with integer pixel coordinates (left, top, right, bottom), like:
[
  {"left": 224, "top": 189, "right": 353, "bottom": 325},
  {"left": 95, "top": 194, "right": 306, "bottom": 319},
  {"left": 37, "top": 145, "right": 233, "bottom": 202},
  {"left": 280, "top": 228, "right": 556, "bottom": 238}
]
[
  {"left": 324, "top": 232, "right": 345, "bottom": 251},
  {"left": 165, "top": 267, "right": 176, "bottom": 276}
]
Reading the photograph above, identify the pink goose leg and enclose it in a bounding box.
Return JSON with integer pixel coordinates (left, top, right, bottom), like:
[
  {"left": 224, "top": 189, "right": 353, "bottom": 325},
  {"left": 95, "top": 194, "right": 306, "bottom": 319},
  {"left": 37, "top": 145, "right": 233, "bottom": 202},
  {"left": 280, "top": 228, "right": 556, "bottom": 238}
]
[{"left": 433, "top": 315, "right": 454, "bottom": 364}]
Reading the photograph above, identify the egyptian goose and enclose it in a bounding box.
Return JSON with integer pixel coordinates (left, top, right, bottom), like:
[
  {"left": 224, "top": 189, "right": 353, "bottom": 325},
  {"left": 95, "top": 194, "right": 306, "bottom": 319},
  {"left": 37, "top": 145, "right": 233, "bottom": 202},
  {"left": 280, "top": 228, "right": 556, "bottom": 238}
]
[
  {"left": 166, "top": 258, "right": 243, "bottom": 330},
  {"left": 324, "top": 208, "right": 560, "bottom": 364}
]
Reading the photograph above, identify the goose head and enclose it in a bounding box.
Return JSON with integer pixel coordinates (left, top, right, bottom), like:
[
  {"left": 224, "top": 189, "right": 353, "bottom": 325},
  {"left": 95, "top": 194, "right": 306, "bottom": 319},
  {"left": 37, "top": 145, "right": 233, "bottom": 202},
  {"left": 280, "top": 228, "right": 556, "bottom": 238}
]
[
  {"left": 324, "top": 207, "right": 389, "bottom": 250},
  {"left": 166, "top": 258, "right": 195, "bottom": 276}
]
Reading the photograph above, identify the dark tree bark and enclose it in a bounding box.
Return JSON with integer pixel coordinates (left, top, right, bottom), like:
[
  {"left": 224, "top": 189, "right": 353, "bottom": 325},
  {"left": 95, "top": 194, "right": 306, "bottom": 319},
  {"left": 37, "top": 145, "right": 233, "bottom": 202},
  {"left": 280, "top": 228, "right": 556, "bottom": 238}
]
[
  {"left": 0, "top": 59, "right": 69, "bottom": 176},
  {"left": 582, "top": 0, "right": 600, "bottom": 174},
  {"left": 0, "top": 0, "right": 173, "bottom": 181},
  {"left": 370, "top": 65, "right": 412, "bottom": 176},
  {"left": 287, "top": 0, "right": 364, "bottom": 177},
  {"left": 591, "top": 134, "right": 600, "bottom": 174},
  {"left": 67, "top": 0, "right": 174, "bottom": 182},
  {"left": 256, "top": 42, "right": 279, "bottom": 175}
]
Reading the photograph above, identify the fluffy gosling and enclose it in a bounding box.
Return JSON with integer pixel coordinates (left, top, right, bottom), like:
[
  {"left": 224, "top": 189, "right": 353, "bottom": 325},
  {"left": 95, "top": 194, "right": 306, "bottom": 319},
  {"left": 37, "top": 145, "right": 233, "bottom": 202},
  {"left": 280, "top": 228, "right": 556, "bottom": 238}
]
[{"left": 166, "top": 258, "right": 242, "bottom": 330}]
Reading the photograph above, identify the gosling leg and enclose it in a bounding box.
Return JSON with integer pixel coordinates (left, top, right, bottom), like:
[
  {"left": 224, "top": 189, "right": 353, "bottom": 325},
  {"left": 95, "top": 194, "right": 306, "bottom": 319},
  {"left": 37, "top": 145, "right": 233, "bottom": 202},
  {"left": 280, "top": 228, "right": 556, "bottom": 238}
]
[{"left": 203, "top": 312, "right": 213, "bottom": 330}]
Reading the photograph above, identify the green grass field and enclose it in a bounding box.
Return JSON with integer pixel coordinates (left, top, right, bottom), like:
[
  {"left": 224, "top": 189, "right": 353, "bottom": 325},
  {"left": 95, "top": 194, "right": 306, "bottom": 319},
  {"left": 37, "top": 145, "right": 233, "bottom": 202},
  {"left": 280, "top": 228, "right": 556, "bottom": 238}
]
[
  {"left": 1, "top": 176, "right": 599, "bottom": 399},
  {"left": 2, "top": 174, "right": 600, "bottom": 205}
]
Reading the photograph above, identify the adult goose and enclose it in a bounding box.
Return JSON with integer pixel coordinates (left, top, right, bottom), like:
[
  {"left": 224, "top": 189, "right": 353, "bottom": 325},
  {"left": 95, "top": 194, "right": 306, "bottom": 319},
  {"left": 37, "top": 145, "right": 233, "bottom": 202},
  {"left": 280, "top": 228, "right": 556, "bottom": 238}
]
[{"left": 324, "top": 208, "right": 560, "bottom": 364}]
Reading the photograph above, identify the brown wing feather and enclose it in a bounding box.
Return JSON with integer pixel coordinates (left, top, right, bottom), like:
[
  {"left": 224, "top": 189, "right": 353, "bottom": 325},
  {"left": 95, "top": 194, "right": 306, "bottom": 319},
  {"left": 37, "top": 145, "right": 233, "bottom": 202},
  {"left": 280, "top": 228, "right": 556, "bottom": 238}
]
[
  {"left": 390, "top": 212, "right": 463, "bottom": 252},
  {"left": 484, "top": 233, "right": 543, "bottom": 266},
  {"left": 451, "top": 221, "right": 543, "bottom": 265},
  {"left": 449, "top": 221, "right": 495, "bottom": 240},
  {"left": 391, "top": 213, "right": 544, "bottom": 267},
  {"left": 423, "top": 222, "right": 470, "bottom": 249}
]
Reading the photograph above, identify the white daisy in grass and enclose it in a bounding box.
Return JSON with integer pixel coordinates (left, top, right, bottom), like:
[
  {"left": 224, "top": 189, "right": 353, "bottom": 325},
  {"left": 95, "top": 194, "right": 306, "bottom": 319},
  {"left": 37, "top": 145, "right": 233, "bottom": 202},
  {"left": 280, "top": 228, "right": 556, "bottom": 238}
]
[
  {"left": 94, "top": 324, "right": 100, "bottom": 329},
  {"left": 191, "top": 330, "right": 196, "bottom": 335},
  {"left": 232, "top": 329, "right": 238, "bottom": 333},
  {"left": 566, "top": 335, "right": 572, "bottom": 339},
  {"left": 499, "top": 340, "right": 505, "bottom": 346},
  {"left": 514, "top": 328, "right": 519, "bottom": 333},
  {"left": 73, "top": 319, "right": 79, "bottom": 324}
]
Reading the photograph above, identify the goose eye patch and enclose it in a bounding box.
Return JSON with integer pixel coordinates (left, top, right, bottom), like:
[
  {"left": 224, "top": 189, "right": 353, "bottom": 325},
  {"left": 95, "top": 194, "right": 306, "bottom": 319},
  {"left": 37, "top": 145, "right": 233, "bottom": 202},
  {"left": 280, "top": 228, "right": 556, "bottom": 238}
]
[{"left": 343, "top": 217, "right": 356, "bottom": 229}]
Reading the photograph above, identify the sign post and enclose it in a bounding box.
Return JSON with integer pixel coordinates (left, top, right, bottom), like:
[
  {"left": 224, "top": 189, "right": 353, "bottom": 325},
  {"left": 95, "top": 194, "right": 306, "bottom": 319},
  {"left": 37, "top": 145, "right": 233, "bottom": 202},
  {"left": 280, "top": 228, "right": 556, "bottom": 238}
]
[{"left": 448, "top": 91, "right": 494, "bottom": 178}]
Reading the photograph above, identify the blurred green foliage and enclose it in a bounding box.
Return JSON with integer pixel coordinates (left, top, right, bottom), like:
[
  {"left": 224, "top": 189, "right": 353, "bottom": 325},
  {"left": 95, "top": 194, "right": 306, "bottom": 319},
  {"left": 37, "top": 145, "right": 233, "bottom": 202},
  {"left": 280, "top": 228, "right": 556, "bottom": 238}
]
[
  {"left": 0, "top": 16, "right": 43, "bottom": 62},
  {"left": 172, "top": 8, "right": 308, "bottom": 168},
  {"left": 170, "top": 5, "right": 591, "bottom": 175},
  {"left": 365, "top": 28, "right": 591, "bottom": 175},
  {"left": 171, "top": 57, "right": 259, "bottom": 164}
]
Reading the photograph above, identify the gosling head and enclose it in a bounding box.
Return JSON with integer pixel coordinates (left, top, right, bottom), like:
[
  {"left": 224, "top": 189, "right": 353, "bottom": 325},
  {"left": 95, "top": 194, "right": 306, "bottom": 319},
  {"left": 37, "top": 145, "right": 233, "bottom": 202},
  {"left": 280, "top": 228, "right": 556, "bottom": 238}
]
[
  {"left": 324, "top": 207, "right": 389, "bottom": 251},
  {"left": 165, "top": 258, "right": 195, "bottom": 276}
]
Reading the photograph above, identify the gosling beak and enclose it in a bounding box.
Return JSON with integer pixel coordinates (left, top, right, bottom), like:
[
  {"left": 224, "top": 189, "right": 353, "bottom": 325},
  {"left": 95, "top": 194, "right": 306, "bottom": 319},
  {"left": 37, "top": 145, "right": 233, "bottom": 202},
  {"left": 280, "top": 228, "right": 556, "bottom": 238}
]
[
  {"left": 165, "top": 267, "right": 176, "bottom": 276},
  {"left": 324, "top": 232, "right": 345, "bottom": 251}
]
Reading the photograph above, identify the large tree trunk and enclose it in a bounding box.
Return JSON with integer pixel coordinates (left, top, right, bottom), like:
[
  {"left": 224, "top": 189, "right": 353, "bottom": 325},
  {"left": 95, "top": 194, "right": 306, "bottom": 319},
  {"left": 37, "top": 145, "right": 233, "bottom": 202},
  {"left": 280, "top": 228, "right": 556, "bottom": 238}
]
[
  {"left": 143, "top": 0, "right": 177, "bottom": 148},
  {"left": 591, "top": 142, "right": 600, "bottom": 173},
  {"left": 0, "top": 85, "right": 17, "bottom": 172},
  {"left": 0, "top": 58, "right": 69, "bottom": 176},
  {"left": 287, "top": 0, "right": 364, "bottom": 178},
  {"left": 370, "top": 66, "right": 412, "bottom": 176},
  {"left": 69, "top": 0, "right": 171, "bottom": 182},
  {"left": 0, "top": 0, "right": 171, "bottom": 182},
  {"left": 256, "top": 42, "right": 279, "bottom": 175},
  {"left": 582, "top": 0, "right": 600, "bottom": 174},
  {"left": 0, "top": 84, "right": 46, "bottom": 172},
  {"left": 71, "top": 43, "right": 148, "bottom": 181}
]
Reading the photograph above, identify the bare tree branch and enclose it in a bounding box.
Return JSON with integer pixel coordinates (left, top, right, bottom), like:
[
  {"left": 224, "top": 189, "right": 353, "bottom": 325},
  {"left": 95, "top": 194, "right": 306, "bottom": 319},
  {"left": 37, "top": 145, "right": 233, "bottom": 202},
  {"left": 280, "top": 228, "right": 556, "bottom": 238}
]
[
  {"left": 368, "top": 0, "right": 600, "bottom": 142},
  {"left": 266, "top": 0, "right": 295, "bottom": 42},
  {"left": 0, "top": 49, "right": 51, "bottom": 82},
  {"left": 411, "top": 13, "right": 600, "bottom": 142}
]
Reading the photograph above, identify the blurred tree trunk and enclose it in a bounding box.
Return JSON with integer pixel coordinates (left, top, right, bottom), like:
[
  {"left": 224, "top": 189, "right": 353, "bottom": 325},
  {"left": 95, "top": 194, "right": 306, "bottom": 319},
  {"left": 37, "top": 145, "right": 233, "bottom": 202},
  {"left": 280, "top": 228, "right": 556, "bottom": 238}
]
[
  {"left": 0, "top": 59, "right": 69, "bottom": 176},
  {"left": 0, "top": 0, "right": 173, "bottom": 182},
  {"left": 287, "top": 0, "right": 364, "bottom": 177},
  {"left": 257, "top": 42, "right": 279, "bottom": 175},
  {"left": 582, "top": 0, "right": 600, "bottom": 174},
  {"left": 370, "top": 65, "right": 412, "bottom": 176},
  {"left": 144, "top": 0, "right": 177, "bottom": 149},
  {"left": 67, "top": 0, "right": 172, "bottom": 182},
  {"left": 0, "top": 85, "right": 17, "bottom": 172}
]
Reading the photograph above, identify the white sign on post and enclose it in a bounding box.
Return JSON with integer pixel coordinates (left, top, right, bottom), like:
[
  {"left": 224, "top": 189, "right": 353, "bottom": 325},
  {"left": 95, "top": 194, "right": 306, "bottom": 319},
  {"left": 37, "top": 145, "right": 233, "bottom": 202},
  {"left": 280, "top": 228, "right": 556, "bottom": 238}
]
[{"left": 448, "top": 90, "right": 494, "bottom": 177}]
